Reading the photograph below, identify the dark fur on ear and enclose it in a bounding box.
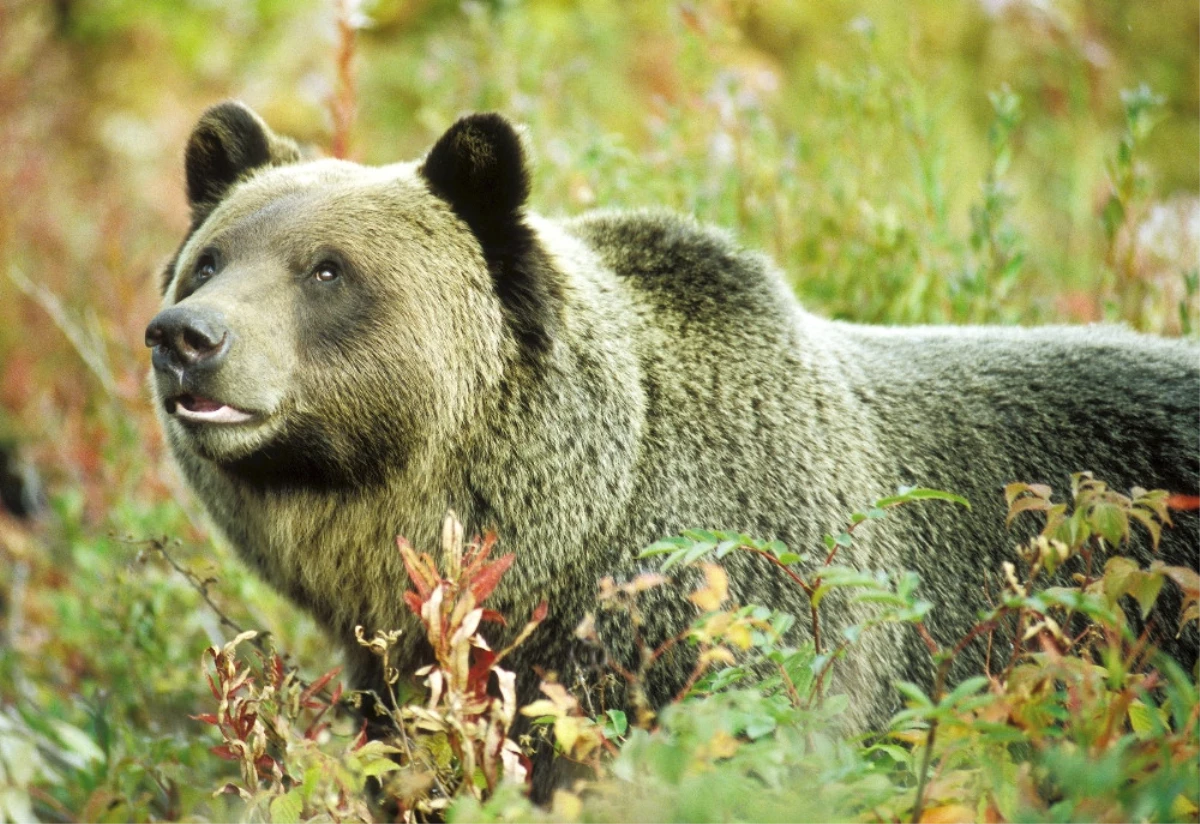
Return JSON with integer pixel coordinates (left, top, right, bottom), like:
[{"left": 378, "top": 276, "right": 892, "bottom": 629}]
[
  {"left": 185, "top": 101, "right": 300, "bottom": 225},
  {"left": 420, "top": 114, "right": 560, "bottom": 357}
]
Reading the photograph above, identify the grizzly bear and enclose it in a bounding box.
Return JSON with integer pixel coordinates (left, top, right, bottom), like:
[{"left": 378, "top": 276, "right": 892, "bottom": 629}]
[{"left": 148, "top": 101, "right": 1198, "bottom": 787}]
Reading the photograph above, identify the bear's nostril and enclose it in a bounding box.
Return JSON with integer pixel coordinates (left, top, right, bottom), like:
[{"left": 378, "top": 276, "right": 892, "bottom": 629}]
[
  {"left": 181, "top": 326, "right": 224, "bottom": 358},
  {"left": 145, "top": 322, "right": 164, "bottom": 348},
  {"left": 146, "top": 307, "right": 231, "bottom": 369}
]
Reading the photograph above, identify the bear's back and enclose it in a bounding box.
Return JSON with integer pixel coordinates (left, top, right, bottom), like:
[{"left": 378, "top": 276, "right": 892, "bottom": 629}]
[{"left": 564, "top": 209, "right": 795, "bottom": 328}]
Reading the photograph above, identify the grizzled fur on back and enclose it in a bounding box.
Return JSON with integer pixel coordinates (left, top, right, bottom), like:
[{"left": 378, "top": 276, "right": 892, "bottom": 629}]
[{"left": 149, "top": 103, "right": 1200, "bottom": 792}]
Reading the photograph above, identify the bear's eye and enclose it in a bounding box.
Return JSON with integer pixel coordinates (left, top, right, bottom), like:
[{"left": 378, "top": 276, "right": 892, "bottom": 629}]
[
  {"left": 194, "top": 252, "right": 217, "bottom": 283},
  {"left": 313, "top": 261, "right": 341, "bottom": 283}
]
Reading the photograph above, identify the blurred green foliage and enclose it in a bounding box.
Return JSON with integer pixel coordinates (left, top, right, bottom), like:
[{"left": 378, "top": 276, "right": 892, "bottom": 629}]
[{"left": 0, "top": 0, "right": 1196, "bottom": 820}]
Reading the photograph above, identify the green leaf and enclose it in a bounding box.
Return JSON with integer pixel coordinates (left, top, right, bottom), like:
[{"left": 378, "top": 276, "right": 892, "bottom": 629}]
[
  {"left": 604, "top": 709, "right": 628, "bottom": 738},
  {"left": 853, "top": 591, "right": 908, "bottom": 607},
  {"left": 638, "top": 537, "right": 688, "bottom": 558},
  {"left": 1090, "top": 501, "right": 1129, "bottom": 546},
  {"left": 681, "top": 541, "right": 717, "bottom": 565},
  {"left": 744, "top": 714, "right": 776, "bottom": 740},
  {"left": 1103, "top": 556, "right": 1139, "bottom": 603},
  {"left": 1041, "top": 588, "right": 1119, "bottom": 624},
  {"left": 776, "top": 552, "right": 802, "bottom": 565},
  {"left": 894, "top": 680, "right": 933, "bottom": 708},
  {"left": 896, "top": 570, "right": 922, "bottom": 599},
  {"left": 1128, "top": 571, "right": 1165, "bottom": 620},
  {"left": 940, "top": 676, "right": 990, "bottom": 709},
  {"left": 715, "top": 539, "right": 741, "bottom": 558},
  {"left": 811, "top": 568, "right": 883, "bottom": 610},
  {"left": 770, "top": 612, "right": 796, "bottom": 635},
  {"left": 49, "top": 720, "right": 105, "bottom": 766},
  {"left": 1127, "top": 700, "right": 1162, "bottom": 739},
  {"left": 269, "top": 790, "right": 303, "bottom": 824},
  {"left": 362, "top": 759, "right": 400, "bottom": 779},
  {"left": 875, "top": 488, "right": 971, "bottom": 509},
  {"left": 821, "top": 693, "right": 850, "bottom": 717},
  {"left": 866, "top": 743, "right": 911, "bottom": 766},
  {"left": 302, "top": 766, "right": 322, "bottom": 798}
]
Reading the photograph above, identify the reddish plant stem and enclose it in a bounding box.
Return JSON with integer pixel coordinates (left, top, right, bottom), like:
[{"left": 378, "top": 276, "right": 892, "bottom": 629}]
[
  {"left": 744, "top": 546, "right": 812, "bottom": 593},
  {"left": 330, "top": 0, "right": 359, "bottom": 159}
]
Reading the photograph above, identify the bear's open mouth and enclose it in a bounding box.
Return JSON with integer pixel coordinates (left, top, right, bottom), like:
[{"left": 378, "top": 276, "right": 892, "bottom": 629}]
[{"left": 168, "top": 394, "right": 256, "bottom": 424}]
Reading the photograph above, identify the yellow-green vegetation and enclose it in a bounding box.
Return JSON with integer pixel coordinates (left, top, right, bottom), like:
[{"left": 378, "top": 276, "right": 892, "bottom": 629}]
[{"left": 0, "top": 1, "right": 1196, "bottom": 822}]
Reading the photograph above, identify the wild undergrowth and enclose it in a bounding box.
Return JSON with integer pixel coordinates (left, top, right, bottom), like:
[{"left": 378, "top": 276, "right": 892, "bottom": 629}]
[{"left": 149, "top": 475, "right": 1197, "bottom": 823}]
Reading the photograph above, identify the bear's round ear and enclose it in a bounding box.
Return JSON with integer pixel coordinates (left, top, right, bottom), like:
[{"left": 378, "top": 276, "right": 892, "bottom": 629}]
[
  {"left": 419, "top": 113, "right": 530, "bottom": 238},
  {"left": 185, "top": 101, "right": 300, "bottom": 223},
  {"left": 420, "top": 114, "right": 561, "bottom": 356}
]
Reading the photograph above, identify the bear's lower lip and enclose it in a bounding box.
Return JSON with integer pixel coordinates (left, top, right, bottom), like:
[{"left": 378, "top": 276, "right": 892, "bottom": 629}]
[{"left": 169, "top": 394, "right": 256, "bottom": 424}]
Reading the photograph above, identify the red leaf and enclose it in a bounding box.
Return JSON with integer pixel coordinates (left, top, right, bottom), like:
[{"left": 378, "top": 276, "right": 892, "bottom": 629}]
[
  {"left": 352, "top": 720, "right": 369, "bottom": 751},
  {"left": 466, "top": 532, "right": 499, "bottom": 572},
  {"left": 233, "top": 711, "right": 258, "bottom": 738},
  {"left": 269, "top": 654, "right": 285, "bottom": 689},
  {"left": 517, "top": 751, "right": 534, "bottom": 785},
  {"left": 469, "top": 554, "right": 515, "bottom": 604},
  {"left": 467, "top": 647, "right": 497, "bottom": 698},
  {"left": 210, "top": 745, "right": 238, "bottom": 761},
  {"left": 304, "top": 721, "right": 330, "bottom": 741},
  {"left": 189, "top": 713, "right": 220, "bottom": 725},
  {"left": 480, "top": 609, "right": 508, "bottom": 626},
  {"left": 300, "top": 666, "right": 342, "bottom": 706},
  {"left": 206, "top": 672, "right": 221, "bottom": 701},
  {"left": 398, "top": 537, "right": 434, "bottom": 599},
  {"left": 531, "top": 600, "right": 549, "bottom": 623},
  {"left": 1167, "top": 494, "right": 1200, "bottom": 511},
  {"left": 403, "top": 591, "right": 424, "bottom": 616}
]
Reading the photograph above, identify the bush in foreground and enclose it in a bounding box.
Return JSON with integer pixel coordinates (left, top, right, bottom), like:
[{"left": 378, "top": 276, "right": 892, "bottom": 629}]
[{"left": 189, "top": 474, "right": 1197, "bottom": 823}]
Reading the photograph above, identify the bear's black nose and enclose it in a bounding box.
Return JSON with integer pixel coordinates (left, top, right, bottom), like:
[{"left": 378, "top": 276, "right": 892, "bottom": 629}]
[{"left": 146, "top": 306, "right": 231, "bottom": 370}]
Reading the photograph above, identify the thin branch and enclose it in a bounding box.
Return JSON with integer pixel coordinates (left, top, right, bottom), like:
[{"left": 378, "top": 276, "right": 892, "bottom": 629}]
[
  {"left": 123, "top": 535, "right": 271, "bottom": 655},
  {"left": 330, "top": 0, "right": 361, "bottom": 159},
  {"left": 910, "top": 720, "right": 939, "bottom": 824},
  {"left": 743, "top": 546, "right": 812, "bottom": 594},
  {"left": 7, "top": 264, "right": 117, "bottom": 399}
]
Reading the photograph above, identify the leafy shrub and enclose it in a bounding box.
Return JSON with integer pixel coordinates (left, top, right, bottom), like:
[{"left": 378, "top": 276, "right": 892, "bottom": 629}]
[{"left": 171, "top": 474, "right": 1198, "bottom": 823}]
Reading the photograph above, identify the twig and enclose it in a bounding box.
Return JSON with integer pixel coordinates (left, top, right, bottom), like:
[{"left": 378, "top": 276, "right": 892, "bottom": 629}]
[
  {"left": 6, "top": 559, "right": 28, "bottom": 650},
  {"left": 330, "top": 0, "right": 361, "bottom": 159},
  {"left": 804, "top": 638, "right": 852, "bottom": 709},
  {"left": 123, "top": 535, "right": 271, "bottom": 655},
  {"left": 910, "top": 719, "right": 939, "bottom": 824},
  {"left": 910, "top": 626, "right": 959, "bottom": 824},
  {"left": 670, "top": 659, "right": 712, "bottom": 705},
  {"left": 776, "top": 659, "right": 803, "bottom": 707},
  {"left": 743, "top": 546, "right": 812, "bottom": 593},
  {"left": 7, "top": 264, "right": 117, "bottom": 399}
]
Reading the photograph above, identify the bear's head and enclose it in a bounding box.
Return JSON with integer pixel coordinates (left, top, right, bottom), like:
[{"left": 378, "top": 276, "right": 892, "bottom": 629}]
[{"left": 147, "top": 102, "right": 559, "bottom": 490}]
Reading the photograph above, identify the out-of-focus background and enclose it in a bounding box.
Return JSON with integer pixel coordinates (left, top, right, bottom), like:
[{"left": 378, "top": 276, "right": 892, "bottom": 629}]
[{"left": 0, "top": 1, "right": 1196, "bottom": 820}]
